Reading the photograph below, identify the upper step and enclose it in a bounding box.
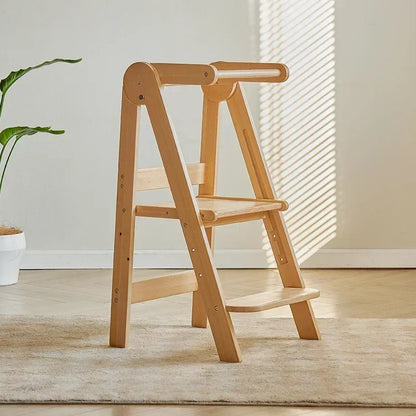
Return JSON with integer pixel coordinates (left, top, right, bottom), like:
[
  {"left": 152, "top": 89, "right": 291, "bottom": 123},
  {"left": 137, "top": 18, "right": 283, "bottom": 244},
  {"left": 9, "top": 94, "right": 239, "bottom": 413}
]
[{"left": 136, "top": 196, "right": 288, "bottom": 227}]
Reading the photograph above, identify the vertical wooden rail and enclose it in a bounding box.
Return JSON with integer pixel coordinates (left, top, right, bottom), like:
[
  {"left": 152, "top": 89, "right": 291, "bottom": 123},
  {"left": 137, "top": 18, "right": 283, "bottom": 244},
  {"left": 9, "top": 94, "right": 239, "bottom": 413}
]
[
  {"left": 138, "top": 63, "right": 241, "bottom": 362},
  {"left": 192, "top": 93, "right": 221, "bottom": 328},
  {"left": 227, "top": 83, "right": 321, "bottom": 340},
  {"left": 110, "top": 89, "right": 140, "bottom": 347}
]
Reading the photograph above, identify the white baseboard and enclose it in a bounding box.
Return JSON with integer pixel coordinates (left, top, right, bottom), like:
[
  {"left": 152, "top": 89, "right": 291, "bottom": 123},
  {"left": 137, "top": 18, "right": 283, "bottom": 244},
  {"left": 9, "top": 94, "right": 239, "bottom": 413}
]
[
  {"left": 300, "top": 249, "right": 416, "bottom": 268},
  {"left": 20, "top": 248, "right": 416, "bottom": 269}
]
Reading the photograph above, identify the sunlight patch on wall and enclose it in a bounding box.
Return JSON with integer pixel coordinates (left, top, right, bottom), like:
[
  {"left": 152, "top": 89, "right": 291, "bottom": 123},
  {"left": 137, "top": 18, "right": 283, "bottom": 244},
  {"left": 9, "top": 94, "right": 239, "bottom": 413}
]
[{"left": 259, "top": 0, "right": 336, "bottom": 265}]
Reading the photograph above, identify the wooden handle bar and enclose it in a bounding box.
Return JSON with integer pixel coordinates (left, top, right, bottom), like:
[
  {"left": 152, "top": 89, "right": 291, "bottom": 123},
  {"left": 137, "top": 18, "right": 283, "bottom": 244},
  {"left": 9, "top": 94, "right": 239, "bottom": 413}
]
[
  {"left": 216, "top": 69, "right": 281, "bottom": 79},
  {"left": 212, "top": 61, "right": 289, "bottom": 83},
  {"left": 152, "top": 63, "right": 217, "bottom": 86},
  {"left": 151, "top": 62, "right": 289, "bottom": 86}
]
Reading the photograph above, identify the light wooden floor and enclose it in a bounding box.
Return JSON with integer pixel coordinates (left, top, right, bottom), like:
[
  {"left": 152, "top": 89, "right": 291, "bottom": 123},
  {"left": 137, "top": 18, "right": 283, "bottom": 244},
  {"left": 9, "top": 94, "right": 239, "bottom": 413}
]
[{"left": 0, "top": 268, "right": 415, "bottom": 415}]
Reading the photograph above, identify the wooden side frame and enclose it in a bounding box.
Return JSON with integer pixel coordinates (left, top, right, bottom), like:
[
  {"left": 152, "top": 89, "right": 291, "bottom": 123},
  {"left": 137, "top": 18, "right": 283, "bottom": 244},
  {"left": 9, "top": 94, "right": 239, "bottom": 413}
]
[
  {"left": 119, "top": 62, "right": 242, "bottom": 362},
  {"left": 226, "top": 83, "right": 321, "bottom": 340},
  {"left": 109, "top": 89, "right": 140, "bottom": 348},
  {"left": 191, "top": 83, "right": 236, "bottom": 328}
]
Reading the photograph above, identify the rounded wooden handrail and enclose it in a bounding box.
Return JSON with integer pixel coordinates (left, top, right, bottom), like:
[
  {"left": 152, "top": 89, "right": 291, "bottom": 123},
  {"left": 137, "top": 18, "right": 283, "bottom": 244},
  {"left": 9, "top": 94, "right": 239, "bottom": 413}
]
[
  {"left": 216, "top": 68, "right": 281, "bottom": 79},
  {"left": 149, "top": 62, "right": 288, "bottom": 86}
]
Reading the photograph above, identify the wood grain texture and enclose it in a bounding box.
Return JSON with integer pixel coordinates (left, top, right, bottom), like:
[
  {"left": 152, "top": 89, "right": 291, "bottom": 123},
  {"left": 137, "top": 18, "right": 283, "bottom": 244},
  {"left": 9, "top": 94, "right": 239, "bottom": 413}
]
[
  {"left": 109, "top": 90, "right": 140, "bottom": 348},
  {"left": 136, "top": 163, "right": 206, "bottom": 191},
  {"left": 131, "top": 271, "right": 197, "bottom": 303},
  {"left": 152, "top": 63, "right": 217, "bottom": 85},
  {"left": 226, "top": 288, "right": 320, "bottom": 313},
  {"left": 192, "top": 92, "right": 221, "bottom": 328}
]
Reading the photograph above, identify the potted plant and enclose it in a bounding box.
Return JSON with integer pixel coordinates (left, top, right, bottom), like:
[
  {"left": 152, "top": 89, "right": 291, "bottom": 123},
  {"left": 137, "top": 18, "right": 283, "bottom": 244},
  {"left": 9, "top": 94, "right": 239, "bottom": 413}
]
[{"left": 0, "top": 58, "right": 81, "bottom": 285}]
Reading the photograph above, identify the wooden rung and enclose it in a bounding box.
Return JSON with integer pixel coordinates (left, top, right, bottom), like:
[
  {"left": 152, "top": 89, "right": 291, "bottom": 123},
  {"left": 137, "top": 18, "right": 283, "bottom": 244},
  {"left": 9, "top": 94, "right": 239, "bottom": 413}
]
[
  {"left": 135, "top": 196, "right": 288, "bottom": 226},
  {"left": 212, "top": 61, "right": 289, "bottom": 83},
  {"left": 203, "top": 212, "right": 267, "bottom": 227},
  {"left": 136, "top": 163, "right": 206, "bottom": 191},
  {"left": 199, "top": 195, "right": 289, "bottom": 209},
  {"left": 146, "top": 62, "right": 289, "bottom": 86},
  {"left": 226, "top": 288, "right": 320, "bottom": 313},
  {"left": 152, "top": 63, "right": 217, "bottom": 86},
  {"left": 131, "top": 270, "right": 197, "bottom": 304},
  {"left": 217, "top": 69, "right": 281, "bottom": 80}
]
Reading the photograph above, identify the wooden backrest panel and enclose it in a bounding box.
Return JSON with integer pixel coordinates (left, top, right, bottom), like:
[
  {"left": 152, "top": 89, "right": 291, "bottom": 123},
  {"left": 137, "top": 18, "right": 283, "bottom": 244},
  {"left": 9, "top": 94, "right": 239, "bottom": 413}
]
[{"left": 136, "top": 163, "right": 206, "bottom": 191}]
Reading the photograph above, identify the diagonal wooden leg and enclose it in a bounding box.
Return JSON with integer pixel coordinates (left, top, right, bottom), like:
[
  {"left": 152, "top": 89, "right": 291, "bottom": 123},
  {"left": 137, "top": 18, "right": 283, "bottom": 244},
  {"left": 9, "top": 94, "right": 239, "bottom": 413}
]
[
  {"left": 192, "top": 94, "right": 221, "bottom": 328},
  {"left": 265, "top": 210, "right": 321, "bottom": 339},
  {"left": 110, "top": 91, "right": 140, "bottom": 348},
  {"left": 191, "top": 227, "right": 217, "bottom": 328},
  {"left": 227, "top": 83, "right": 321, "bottom": 340},
  {"left": 136, "top": 63, "right": 241, "bottom": 362}
]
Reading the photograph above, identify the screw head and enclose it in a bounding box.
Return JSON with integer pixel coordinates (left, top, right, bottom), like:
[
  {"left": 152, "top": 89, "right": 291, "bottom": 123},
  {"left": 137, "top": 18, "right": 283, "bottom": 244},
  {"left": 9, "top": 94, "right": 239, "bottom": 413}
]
[
  {"left": 139, "top": 94, "right": 144, "bottom": 100},
  {"left": 198, "top": 273, "right": 203, "bottom": 278},
  {"left": 191, "top": 248, "right": 196, "bottom": 253},
  {"left": 214, "top": 306, "right": 219, "bottom": 311},
  {"left": 204, "top": 72, "right": 208, "bottom": 77}
]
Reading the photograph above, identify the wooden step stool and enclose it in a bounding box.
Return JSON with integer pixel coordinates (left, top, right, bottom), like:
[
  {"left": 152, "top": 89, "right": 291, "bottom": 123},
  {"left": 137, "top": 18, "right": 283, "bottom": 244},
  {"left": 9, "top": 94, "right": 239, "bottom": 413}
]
[{"left": 110, "top": 61, "right": 321, "bottom": 363}]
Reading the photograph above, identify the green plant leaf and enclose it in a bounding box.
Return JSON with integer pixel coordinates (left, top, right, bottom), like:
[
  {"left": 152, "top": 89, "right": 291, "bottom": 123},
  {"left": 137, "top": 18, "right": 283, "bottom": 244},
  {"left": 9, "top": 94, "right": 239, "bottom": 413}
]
[
  {"left": 0, "top": 126, "right": 65, "bottom": 192},
  {"left": 0, "top": 126, "right": 64, "bottom": 147},
  {"left": 0, "top": 58, "right": 82, "bottom": 96}
]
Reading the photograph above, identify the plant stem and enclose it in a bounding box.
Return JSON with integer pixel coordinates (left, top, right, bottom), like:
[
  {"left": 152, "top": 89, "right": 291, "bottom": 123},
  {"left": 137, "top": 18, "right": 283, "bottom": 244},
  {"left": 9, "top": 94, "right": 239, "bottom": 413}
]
[
  {"left": 0, "top": 143, "right": 7, "bottom": 196},
  {"left": 0, "top": 144, "right": 6, "bottom": 166},
  {"left": 0, "top": 138, "right": 17, "bottom": 194},
  {"left": 0, "top": 93, "right": 5, "bottom": 118}
]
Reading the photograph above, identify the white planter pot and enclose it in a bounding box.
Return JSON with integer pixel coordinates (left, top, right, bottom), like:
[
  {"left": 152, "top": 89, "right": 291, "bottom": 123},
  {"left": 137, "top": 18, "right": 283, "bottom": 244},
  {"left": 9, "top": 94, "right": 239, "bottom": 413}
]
[{"left": 0, "top": 231, "right": 26, "bottom": 286}]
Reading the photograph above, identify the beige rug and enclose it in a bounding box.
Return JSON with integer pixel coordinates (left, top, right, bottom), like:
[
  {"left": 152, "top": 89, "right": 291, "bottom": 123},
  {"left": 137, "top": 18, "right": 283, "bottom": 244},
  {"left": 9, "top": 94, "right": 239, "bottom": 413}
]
[{"left": 0, "top": 315, "right": 415, "bottom": 407}]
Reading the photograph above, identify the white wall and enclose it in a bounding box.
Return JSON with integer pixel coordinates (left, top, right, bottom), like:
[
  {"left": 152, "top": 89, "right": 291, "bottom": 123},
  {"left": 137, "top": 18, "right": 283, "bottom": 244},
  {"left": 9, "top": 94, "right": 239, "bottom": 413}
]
[
  {"left": 0, "top": 0, "right": 415, "bottom": 268},
  {"left": 311, "top": 0, "right": 416, "bottom": 267},
  {"left": 329, "top": 0, "right": 416, "bottom": 249}
]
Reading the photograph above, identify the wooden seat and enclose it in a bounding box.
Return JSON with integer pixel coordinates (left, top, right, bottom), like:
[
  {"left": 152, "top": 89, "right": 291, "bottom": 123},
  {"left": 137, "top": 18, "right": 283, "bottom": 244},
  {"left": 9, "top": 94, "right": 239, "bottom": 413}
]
[
  {"left": 110, "top": 61, "right": 321, "bottom": 363},
  {"left": 136, "top": 196, "right": 288, "bottom": 226}
]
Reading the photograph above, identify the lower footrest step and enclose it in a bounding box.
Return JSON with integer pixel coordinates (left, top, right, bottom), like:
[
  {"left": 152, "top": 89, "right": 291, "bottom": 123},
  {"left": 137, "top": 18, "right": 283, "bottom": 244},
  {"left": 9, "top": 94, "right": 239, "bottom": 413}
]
[{"left": 225, "top": 287, "right": 320, "bottom": 313}]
